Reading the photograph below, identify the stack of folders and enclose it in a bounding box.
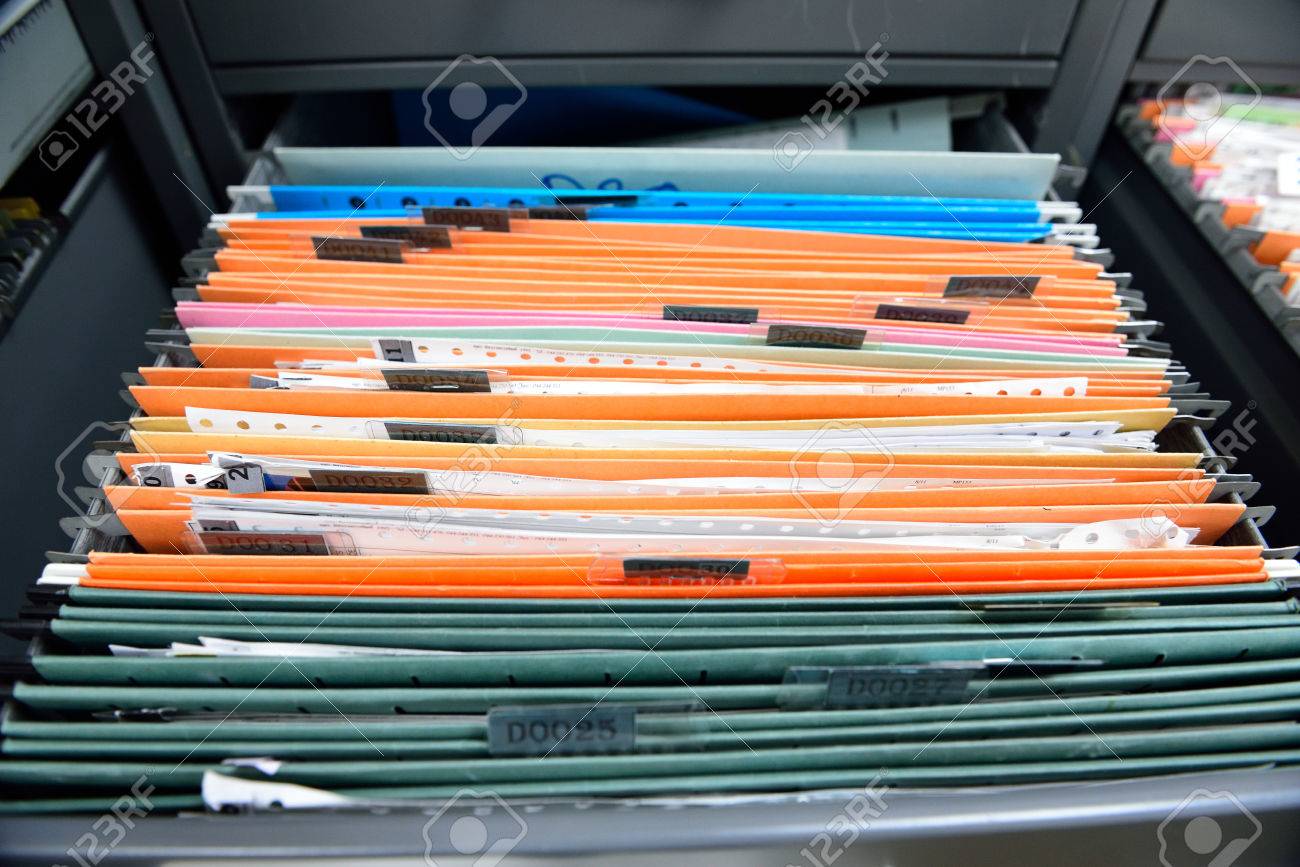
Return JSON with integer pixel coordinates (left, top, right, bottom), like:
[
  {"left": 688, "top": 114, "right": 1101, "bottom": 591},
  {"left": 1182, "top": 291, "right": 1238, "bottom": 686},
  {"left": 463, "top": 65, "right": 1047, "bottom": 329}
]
[{"left": 4, "top": 167, "right": 1300, "bottom": 817}]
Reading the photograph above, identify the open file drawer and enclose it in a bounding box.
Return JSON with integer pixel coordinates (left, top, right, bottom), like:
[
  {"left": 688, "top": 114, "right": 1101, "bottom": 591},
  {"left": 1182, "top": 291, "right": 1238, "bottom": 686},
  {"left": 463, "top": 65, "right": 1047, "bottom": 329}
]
[{"left": 3, "top": 137, "right": 1300, "bottom": 865}]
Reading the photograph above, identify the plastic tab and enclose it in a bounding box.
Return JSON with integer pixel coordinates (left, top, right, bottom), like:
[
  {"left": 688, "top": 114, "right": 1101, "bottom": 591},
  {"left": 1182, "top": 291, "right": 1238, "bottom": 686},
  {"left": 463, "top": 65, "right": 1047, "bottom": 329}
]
[{"left": 588, "top": 556, "right": 785, "bottom": 586}]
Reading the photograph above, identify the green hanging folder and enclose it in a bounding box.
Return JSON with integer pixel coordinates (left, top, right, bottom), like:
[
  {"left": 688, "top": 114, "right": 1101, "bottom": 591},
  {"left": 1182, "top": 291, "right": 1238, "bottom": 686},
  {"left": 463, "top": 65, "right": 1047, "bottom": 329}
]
[
  {"left": 47, "top": 600, "right": 1299, "bottom": 628},
  {"left": 11, "top": 679, "right": 1300, "bottom": 742},
  {"left": 6, "top": 752, "right": 1300, "bottom": 817},
  {"left": 3, "top": 721, "right": 1300, "bottom": 790},
  {"left": 0, "top": 793, "right": 205, "bottom": 816},
  {"left": 8, "top": 699, "right": 1300, "bottom": 760},
  {"left": 294, "top": 751, "right": 1300, "bottom": 801},
  {"left": 41, "top": 614, "right": 1300, "bottom": 652},
  {"left": 59, "top": 582, "right": 1290, "bottom": 613},
  {"left": 28, "top": 627, "right": 1300, "bottom": 688},
  {"left": 18, "top": 657, "right": 1300, "bottom": 714}
]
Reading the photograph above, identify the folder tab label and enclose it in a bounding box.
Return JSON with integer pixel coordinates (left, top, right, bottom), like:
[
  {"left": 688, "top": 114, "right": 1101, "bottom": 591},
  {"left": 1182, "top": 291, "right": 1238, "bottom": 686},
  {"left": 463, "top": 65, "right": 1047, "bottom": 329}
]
[
  {"left": 196, "top": 530, "right": 334, "bottom": 556},
  {"left": 876, "top": 303, "right": 970, "bottom": 326},
  {"left": 943, "top": 275, "right": 1040, "bottom": 299},
  {"left": 527, "top": 205, "right": 592, "bottom": 220},
  {"left": 222, "top": 464, "right": 266, "bottom": 494},
  {"left": 379, "top": 368, "right": 493, "bottom": 393},
  {"left": 358, "top": 224, "right": 452, "bottom": 248},
  {"left": 622, "top": 557, "right": 752, "bottom": 585},
  {"left": 824, "top": 665, "right": 978, "bottom": 708},
  {"left": 134, "top": 464, "right": 176, "bottom": 488},
  {"left": 312, "top": 236, "right": 406, "bottom": 263},
  {"left": 375, "top": 339, "right": 417, "bottom": 364},
  {"left": 487, "top": 704, "right": 637, "bottom": 756},
  {"left": 422, "top": 207, "right": 511, "bottom": 231},
  {"left": 380, "top": 421, "right": 499, "bottom": 444},
  {"left": 663, "top": 304, "right": 760, "bottom": 324},
  {"left": 306, "top": 468, "right": 431, "bottom": 494},
  {"left": 552, "top": 192, "right": 638, "bottom": 206},
  {"left": 765, "top": 323, "right": 867, "bottom": 350}
]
